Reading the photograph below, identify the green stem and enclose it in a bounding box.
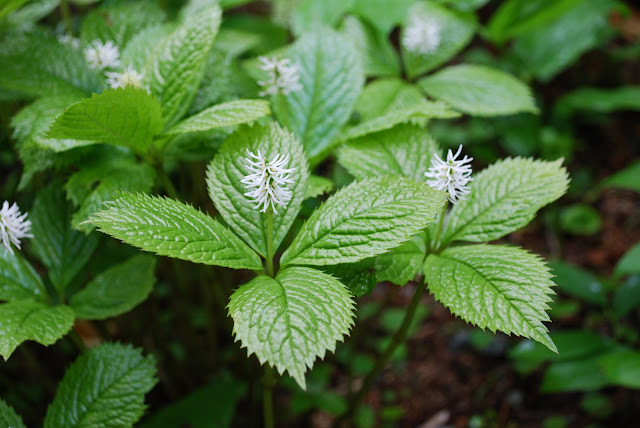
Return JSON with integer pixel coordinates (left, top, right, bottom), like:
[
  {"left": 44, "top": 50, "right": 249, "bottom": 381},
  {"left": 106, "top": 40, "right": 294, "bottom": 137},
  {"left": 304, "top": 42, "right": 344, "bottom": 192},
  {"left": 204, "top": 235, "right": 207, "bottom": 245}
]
[
  {"left": 265, "top": 210, "right": 275, "bottom": 278},
  {"left": 263, "top": 366, "right": 275, "bottom": 428},
  {"left": 431, "top": 201, "right": 449, "bottom": 253},
  {"left": 157, "top": 166, "right": 180, "bottom": 200},
  {"left": 60, "top": 0, "right": 73, "bottom": 34},
  {"left": 69, "top": 329, "right": 87, "bottom": 353}
]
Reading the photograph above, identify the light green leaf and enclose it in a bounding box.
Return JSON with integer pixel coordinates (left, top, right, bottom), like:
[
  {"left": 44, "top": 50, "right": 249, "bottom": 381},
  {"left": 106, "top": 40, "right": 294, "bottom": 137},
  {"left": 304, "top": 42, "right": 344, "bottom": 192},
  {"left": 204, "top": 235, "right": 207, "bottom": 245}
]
[
  {"left": 443, "top": 158, "right": 569, "bottom": 245},
  {"left": 556, "top": 87, "right": 640, "bottom": 115},
  {"left": 121, "top": 24, "right": 174, "bottom": 71},
  {"left": 337, "top": 123, "right": 439, "bottom": 182},
  {"left": 273, "top": 28, "right": 364, "bottom": 165},
  {"left": 304, "top": 175, "right": 334, "bottom": 199},
  {"left": 145, "top": 4, "right": 222, "bottom": 129},
  {"left": 206, "top": 123, "right": 309, "bottom": 257},
  {"left": 0, "top": 251, "right": 47, "bottom": 302},
  {"left": 166, "top": 99, "right": 270, "bottom": 135},
  {"left": 599, "top": 350, "right": 640, "bottom": 389},
  {"left": 354, "top": 78, "right": 437, "bottom": 121},
  {"left": 30, "top": 184, "right": 99, "bottom": 294},
  {"left": 70, "top": 255, "right": 156, "bottom": 320},
  {"left": 615, "top": 243, "right": 640, "bottom": 277},
  {"left": 401, "top": 1, "right": 476, "bottom": 79},
  {"left": 0, "top": 300, "right": 75, "bottom": 360},
  {"left": 323, "top": 258, "right": 378, "bottom": 298},
  {"left": 424, "top": 244, "right": 556, "bottom": 351},
  {"left": 89, "top": 192, "right": 262, "bottom": 270},
  {"left": 228, "top": 267, "right": 355, "bottom": 389},
  {"left": 418, "top": 65, "right": 538, "bottom": 116},
  {"left": 0, "top": 398, "right": 26, "bottom": 428},
  {"left": 43, "top": 343, "right": 157, "bottom": 428},
  {"left": 47, "top": 88, "right": 163, "bottom": 155},
  {"left": 376, "top": 234, "right": 426, "bottom": 286},
  {"left": 281, "top": 176, "right": 446, "bottom": 266},
  {"left": 600, "top": 161, "right": 640, "bottom": 194},
  {"left": 291, "top": 0, "right": 355, "bottom": 36},
  {"left": 351, "top": 0, "right": 415, "bottom": 34}
]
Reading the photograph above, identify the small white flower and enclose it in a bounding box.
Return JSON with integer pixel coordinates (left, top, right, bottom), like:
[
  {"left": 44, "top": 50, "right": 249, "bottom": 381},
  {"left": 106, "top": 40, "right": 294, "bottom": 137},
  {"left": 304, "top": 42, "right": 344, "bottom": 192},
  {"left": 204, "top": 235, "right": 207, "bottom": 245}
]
[
  {"left": 241, "top": 150, "right": 296, "bottom": 214},
  {"left": 0, "top": 201, "right": 32, "bottom": 255},
  {"left": 106, "top": 66, "right": 145, "bottom": 89},
  {"left": 58, "top": 33, "right": 80, "bottom": 49},
  {"left": 257, "top": 56, "right": 303, "bottom": 97},
  {"left": 84, "top": 39, "right": 120, "bottom": 70},
  {"left": 402, "top": 15, "right": 441, "bottom": 55},
  {"left": 425, "top": 145, "right": 473, "bottom": 204}
]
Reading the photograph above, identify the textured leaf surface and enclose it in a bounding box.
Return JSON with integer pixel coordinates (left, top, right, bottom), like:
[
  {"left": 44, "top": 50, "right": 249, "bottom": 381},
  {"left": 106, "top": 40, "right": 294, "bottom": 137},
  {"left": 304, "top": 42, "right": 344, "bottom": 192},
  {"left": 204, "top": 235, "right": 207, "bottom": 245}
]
[
  {"left": 443, "top": 158, "right": 569, "bottom": 245},
  {"left": 44, "top": 343, "right": 157, "bottom": 428},
  {"left": 0, "top": 398, "right": 26, "bottom": 428},
  {"left": 47, "top": 88, "right": 163, "bottom": 155},
  {"left": 281, "top": 176, "right": 446, "bottom": 266},
  {"left": 30, "top": 184, "right": 99, "bottom": 294},
  {"left": 273, "top": 28, "right": 364, "bottom": 165},
  {"left": 89, "top": 192, "right": 262, "bottom": 270},
  {"left": 304, "top": 175, "right": 333, "bottom": 199},
  {"left": 166, "top": 99, "right": 270, "bottom": 135},
  {"left": 207, "top": 123, "right": 309, "bottom": 256},
  {"left": 424, "top": 244, "right": 556, "bottom": 351},
  {"left": 376, "top": 234, "right": 426, "bottom": 286},
  {"left": 146, "top": 4, "right": 222, "bottom": 129},
  {"left": 0, "top": 301, "right": 74, "bottom": 360},
  {"left": 70, "top": 255, "right": 156, "bottom": 320},
  {"left": 0, "top": 251, "right": 47, "bottom": 302},
  {"left": 418, "top": 65, "right": 537, "bottom": 116},
  {"left": 228, "top": 267, "right": 355, "bottom": 389},
  {"left": 337, "top": 123, "right": 439, "bottom": 182}
]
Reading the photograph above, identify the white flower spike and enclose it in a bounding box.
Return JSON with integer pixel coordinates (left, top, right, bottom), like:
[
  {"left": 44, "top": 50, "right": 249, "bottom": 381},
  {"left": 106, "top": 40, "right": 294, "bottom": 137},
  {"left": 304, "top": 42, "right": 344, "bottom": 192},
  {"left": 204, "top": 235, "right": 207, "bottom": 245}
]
[
  {"left": 425, "top": 145, "right": 473, "bottom": 204},
  {"left": 241, "top": 150, "right": 296, "bottom": 214},
  {"left": 58, "top": 33, "right": 80, "bottom": 49},
  {"left": 84, "top": 39, "right": 121, "bottom": 70},
  {"left": 402, "top": 15, "right": 441, "bottom": 55},
  {"left": 106, "top": 67, "right": 145, "bottom": 89},
  {"left": 257, "top": 56, "right": 303, "bottom": 97},
  {"left": 0, "top": 201, "right": 32, "bottom": 255}
]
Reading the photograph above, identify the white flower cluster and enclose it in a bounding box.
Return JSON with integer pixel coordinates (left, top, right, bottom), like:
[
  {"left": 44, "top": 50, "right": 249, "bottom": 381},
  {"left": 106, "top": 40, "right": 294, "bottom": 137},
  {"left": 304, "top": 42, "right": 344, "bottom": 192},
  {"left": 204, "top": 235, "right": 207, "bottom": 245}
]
[
  {"left": 257, "top": 56, "right": 303, "bottom": 97},
  {"left": 402, "top": 15, "right": 441, "bottom": 55},
  {"left": 58, "top": 33, "right": 81, "bottom": 49},
  {"left": 425, "top": 145, "right": 473, "bottom": 203},
  {"left": 84, "top": 39, "right": 145, "bottom": 90},
  {"left": 106, "top": 66, "right": 145, "bottom": 90},
  {"left": 241, "top": 150, "right": 296, "bottom": 214},
  {"left": 0, "top": 201, "right": 32, "bottom": 255}
]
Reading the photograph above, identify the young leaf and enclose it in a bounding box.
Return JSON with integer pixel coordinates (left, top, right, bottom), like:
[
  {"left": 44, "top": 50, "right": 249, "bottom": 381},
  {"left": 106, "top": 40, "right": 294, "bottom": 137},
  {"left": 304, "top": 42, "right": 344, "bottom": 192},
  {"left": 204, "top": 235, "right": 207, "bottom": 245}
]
[
  {"left": 0, "top": 398, "right": 26, "bottom": 428},
  {"left": 30, "top": 184, "right": 99, "bottom": 294},
  {"left": 281, "top": 176, "right": 446, "bottom": 267},
  {"left": 0, "top": 251, "right": 47, "bottom": 302},
  {"left": 47, "top": 88, "right": 163, "bottom": 156},
  {"left": 418, "top": 65, "right": 538, "bottom": 116},
  {"left": 443, "top": 157, "right": 569, "bottom": 245},
  {"left": 145, "top": 4, "right": 222, "bottom": 129},
  {"left": 337, "top": 123, "right": 439, "bottom": 182},
  {"left": 70, "top": 255, "right": 156, "bottom": 320},
  {"left": 0, "top": 300, "right": 75, "bottom": 360},
  {"left": 206, "top": 123, "right": 309, "bottom": 257},
  {"left": 88, "top": 192, "right": 262, "bottom": 270},
  {"left": 165, "top": 99, "right": 270, "bottom": 135},
  {"left": 228, "top": 267, "right": 355, "bottom": 389},
  {"left": 273, "top": 28, "right": 364, "bottom": 165},
  {"left": 43, "top": 343, "right": 157, "bottom": 428},
  {"left": 424, "top": 244, "right": 557, "bottom": 352}
]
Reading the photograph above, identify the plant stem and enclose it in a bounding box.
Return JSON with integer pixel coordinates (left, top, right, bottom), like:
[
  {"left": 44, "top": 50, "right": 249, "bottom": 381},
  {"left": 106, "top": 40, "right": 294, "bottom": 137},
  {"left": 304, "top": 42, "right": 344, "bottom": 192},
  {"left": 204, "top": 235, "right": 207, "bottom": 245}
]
[
  {"left": 431, "top": 201, "right": 449, "bottom": 253},
  {"left": 69, "top": 329, "right": 87, "bottom": 353},
  {"left": 263, "top": 365, "right": 275, "bottom": 428},
  {"left": 157, "top": 166, "right": 180, "bottom": 200},
  {"left": 60, "top": 0, "right": 73, "bottom": 34},
  {"left": 265, "top": 210, "right": 275, "bottom": 277}
]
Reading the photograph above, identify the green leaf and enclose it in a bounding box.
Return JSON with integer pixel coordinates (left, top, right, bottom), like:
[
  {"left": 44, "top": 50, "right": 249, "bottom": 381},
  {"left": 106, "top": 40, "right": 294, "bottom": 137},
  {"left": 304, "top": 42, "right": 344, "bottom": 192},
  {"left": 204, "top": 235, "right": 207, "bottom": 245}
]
[
  {"left": 541, "top": 356, "right": 610, "bottom": 393},
  {"left": 89, "top": 192, "right": 262, "bottom": 270},
  {"left": 273, "top": 28, "right": 364, "bottom": 165},
  {"left": 228, "top": 267, "right": 355, "bottom": 389},
  {"left": 613, "top": 275, "right": 640, "bottom": 318},
  {"left": 355, "top": 79, "right": 425, "bottom": 122},
  {"left": 558, "top": 203, "right": 602, "bottom": 236},
  {"left": 401, "top": 1, "right": 476, "bottom": 79},
  {"left": 0, "top": 251, "right": 47, "bottom": 302},
  {"left": 121, "top": 24, "right": 174, "bottom": 71},
  {"left": 549, "top": 261, "right": 607, "bottom": 306},
  {"left": 600, "top": 161, "right": 640, "bottom": 194},
  {"left": 206, "top": 123, "right": 309, "bottom": 257},
  {"left": 351, "top": 0, "right": 415, "bottom": 34},
  {"left": 281, "top": 176, "right": 446, "bottom": 267},
  {"left": 166, "top": 99, "right": 270, "bottom": 135},
  {"left": 615, "top": 243, "right": 640, "bottom": 277},
  {"left": 145, "top": 4, "right": 222, "bottom": 129},
  {"left": 599, "top": 350, "right": 640, "bottom": 389},
  {"left": 0, "top": 300, "right": 74, "bottom": 360},
  {"left": 30, "top": 184, "right": 99, "bottom": 294},
  {"left": 290, "top": 0, "right": 355, "bottom": 36},
  {"left": 337, "top": 123, "right": 439, "bottom": 182},
  {"left": 304, "top": 175, "right": 334, "bottom": 199},
  {"left": 43, "top": 343, "right": 157, "bottom": 428},
  {"left": 418, "top": 65, "right": 538, "bottom": 116},
  {"left": 70, "top": 255, "right": 156, "bottom": 320},
  {"left": 375, "top": 234, "right": 426, "bottom": 286},
  {"left": 424, "top": 244, "right": 557, "bottom": 352},
  {"left": 443, "top": 158, "right": 569, "bottom": 245},
  {"left": 323, "top": 258, "right": 378, "bottom": 298},
  {"left": 556, "top": 87, "right": 640, "bottom": 115},
  {"left": 0, "top": 398, "right": 26, "bottom": 428},
  {"left": 47, "top": 88, "right": 164, "bottom": 156}
]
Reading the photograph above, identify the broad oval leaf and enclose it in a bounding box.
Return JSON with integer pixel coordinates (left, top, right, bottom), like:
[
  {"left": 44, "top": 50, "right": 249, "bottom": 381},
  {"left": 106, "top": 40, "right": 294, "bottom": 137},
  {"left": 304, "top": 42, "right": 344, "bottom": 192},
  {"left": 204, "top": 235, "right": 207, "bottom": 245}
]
[
  {"left": 281, "top": 176, "right": 446, "bottom": 267},
  {"left": 207, "top": 123, "right": 309, "bottom": 257},
  {"left": 0, "top": 301, "right": 75, "bottom": 360},
  {"left": 273, "top": 28, "right": 364, "bottom": 165},
  {"left": 443, "top": 157, "right": 569, "bottom": 245},
  {"left": 43, "top": 343, "right": 157, "bottom": 428},
  {"left": 418, "top": 65, "right": 538, "bottom": 116},
  {"left": 88, "top": 192, "right": 262, "bottom": 271},
  {"left": 424, "top": 244, "right": 556, "bottom": 351},
  {"left": 0, "top": 251, "right": 47, "bottom": 302},
  {"left": 228, "top": 267, "right": 355, "bottom": 389}
]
